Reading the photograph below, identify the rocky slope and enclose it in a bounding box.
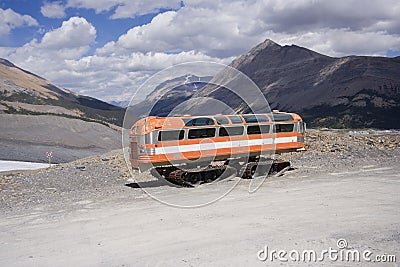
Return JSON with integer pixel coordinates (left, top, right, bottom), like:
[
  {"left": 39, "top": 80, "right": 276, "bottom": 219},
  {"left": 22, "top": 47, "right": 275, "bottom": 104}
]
[
  {"left": 0, "top": 114, "right": 121, "bottom": 163},
  {"left": 1, "top": 129, "right": 399, "bottom": 212},
  {"left": 0, "top": 59, "right": 125, "bottom": 162},
  {"left": 130, "top": 40, "right": 400, "bottom": 129},
  {"left": 128, "top": 75, "right": 211, "bottom": 114},
  {"left": 0, "top": 58, "right": 125, "bottom": 126},
  {"left": 124, "top": 74, "right": 212, "bottom": 126},
  {"left": 229, "top": 40, "right": 400, "bottom": 128},
  {"left": 202, "top": 39, "right": 400, "bottom": 128}
]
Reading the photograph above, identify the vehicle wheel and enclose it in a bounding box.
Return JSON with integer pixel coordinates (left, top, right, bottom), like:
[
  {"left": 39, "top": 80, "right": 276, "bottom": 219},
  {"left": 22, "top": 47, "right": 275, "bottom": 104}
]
[{"left": 188, "top": 173, "right": 202, "bottom": 185}]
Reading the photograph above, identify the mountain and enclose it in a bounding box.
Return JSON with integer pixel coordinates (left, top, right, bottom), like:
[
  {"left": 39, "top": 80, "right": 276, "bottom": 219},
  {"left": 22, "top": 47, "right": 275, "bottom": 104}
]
[
  {"left": 0, "top": 58, "right": 124, "bottom": 162},
  {"left": 125, "top": 74, "right": 212, "bottom": 126},
  {"left": 211, "top": 39, "right": 400, "bottom": 128},
  {"left": 109, "top": 100, "right": 130, "bottom": 108},
  {"left": 0, "top": 58, "right": 125, "bottom": 126},
  {"left": 129, "top": 40, "right": 400, "bottom": 129}
]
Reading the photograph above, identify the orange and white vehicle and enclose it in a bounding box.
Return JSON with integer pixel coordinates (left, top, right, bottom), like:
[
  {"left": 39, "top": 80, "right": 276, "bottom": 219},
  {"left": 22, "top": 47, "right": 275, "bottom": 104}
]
[{"left": 129, "top": 111, "right": 306, "bottom": 185}]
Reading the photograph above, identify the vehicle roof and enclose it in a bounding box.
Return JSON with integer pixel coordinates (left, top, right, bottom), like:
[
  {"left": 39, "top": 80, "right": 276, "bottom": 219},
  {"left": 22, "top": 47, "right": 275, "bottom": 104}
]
[{"left": 131, "top": 112, "right": 303, "bottom": 135}]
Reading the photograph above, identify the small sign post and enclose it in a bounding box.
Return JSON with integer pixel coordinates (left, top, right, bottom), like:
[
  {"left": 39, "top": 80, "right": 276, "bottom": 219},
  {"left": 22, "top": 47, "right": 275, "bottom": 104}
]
[{"left": 46, "top": 151, "right": 53, "bottom": 168}]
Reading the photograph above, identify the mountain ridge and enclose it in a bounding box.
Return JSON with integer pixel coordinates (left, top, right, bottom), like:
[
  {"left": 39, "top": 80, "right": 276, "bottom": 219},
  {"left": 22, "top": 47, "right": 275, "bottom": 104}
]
[
  {"left": 199, "top": 39, "right": 400, "bottom": 128},
  {"left": 0, "top": 58, "right": 125, "bottom": 126},
  {"left": 127, "top": 39, "right": 400, "bottom": 129}
]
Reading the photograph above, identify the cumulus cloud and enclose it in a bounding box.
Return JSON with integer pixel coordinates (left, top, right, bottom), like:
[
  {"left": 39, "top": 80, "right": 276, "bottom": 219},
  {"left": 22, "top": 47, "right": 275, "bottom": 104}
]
[
  {"left": 77, "top": 0, "right": 400, "bottom": 101},
  {"left": 66, "top": 0, "right": 119, "bottom": 14},
  {"left": 111, "top": 0, "right": 181, "bottom": 19},
  {"left": 0, "top": 8, "right": 38, "bottom": 35},
  {"left": 1, "top": 0, "right": 400, "bottom": 103},
  {"left": 97, "top": 7, "right": 268, "bottom": 58},
  {"left": 0, "top": 14, "right": 225, "bottom": 102},
  {"left": 279, "top": 29, "right": 400, "bottom": 57},
  {"left": 97, "top": 0, "right": 400, "bottom": 58},
  {"left": 60, "top": 51, "right": 227, "bottom": 101},
  {"left": 0, "top": 17, "right": 96, "bottom": 77},
  {"left": 66, "top": 0, "right": 181, "bottom": 18},
  {"left": 41, "top": 17, "right": 96, "bottom": 49},
  {"left": 259, "top": 0, "right": 395, "bottom": 32},
  {"left": 41, "top": 1, "right": 66, "bottom": 19}
]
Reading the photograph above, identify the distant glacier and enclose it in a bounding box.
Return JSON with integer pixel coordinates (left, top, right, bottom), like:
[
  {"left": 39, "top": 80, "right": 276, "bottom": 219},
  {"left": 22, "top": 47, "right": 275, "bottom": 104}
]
[{"left": 0, "top": 160, "right": 50, "bottom": 172}]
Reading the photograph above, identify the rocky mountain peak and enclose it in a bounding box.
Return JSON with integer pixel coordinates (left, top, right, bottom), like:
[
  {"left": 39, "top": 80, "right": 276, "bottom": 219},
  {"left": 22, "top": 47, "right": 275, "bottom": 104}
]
[
  {"left": 136, "top": 39, "right": 400, "bottom": 129},
  {"left": 253, "top": 38, "right": 281, "bottom": 51},
  {"left": 222, "top": 40, "right": 400, "bottom": 128},
  {"left": 230, "top": 38, "right": 282, "bottom": 69},
  {"left": 231, "top": 39, "right": 331, "bottom": 71}
]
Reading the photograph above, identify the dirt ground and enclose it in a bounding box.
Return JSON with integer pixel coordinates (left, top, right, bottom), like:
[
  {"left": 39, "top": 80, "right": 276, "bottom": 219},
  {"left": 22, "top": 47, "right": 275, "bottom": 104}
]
[{"left": 0, "top": 129, "right": 399, "bottom": 266}]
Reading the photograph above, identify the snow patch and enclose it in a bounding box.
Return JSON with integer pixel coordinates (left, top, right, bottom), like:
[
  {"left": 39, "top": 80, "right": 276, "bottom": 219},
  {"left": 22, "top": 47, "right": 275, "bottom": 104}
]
[{"left": 0, "top": 160, "right": 50, "bottom": 172}]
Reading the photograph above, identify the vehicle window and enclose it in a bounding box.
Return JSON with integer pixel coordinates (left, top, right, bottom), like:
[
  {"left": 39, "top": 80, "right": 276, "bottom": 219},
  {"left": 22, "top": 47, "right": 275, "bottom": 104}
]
[
  {"left": 247, "top": 125, "right": 271, "bottom": 135},
  {"left": 271, "top": 114, "right": 293, "bottom": 122},
  {"left": 158, "top": 130, "right": 185, "bottom": 141},
  {"left": 219, "top": 126, "right": 244, "bottom": 137},
  {"left": 184, "top": 117, "right": 214, "bottom": 126},
  {"left": 214, "top": 116, "right": 230, "bottom": 125},
  {"left": 228, "top": 115, "right": 243, "bottom": 124},
  {"left": 188, "top": 128, "right": 216, "bottom": 139},
  {"left": 242, "top": 114, "right": 269, "bottom": 123},
  {"left": 274, "top": 124, "right": 294, "bottom": 133}
]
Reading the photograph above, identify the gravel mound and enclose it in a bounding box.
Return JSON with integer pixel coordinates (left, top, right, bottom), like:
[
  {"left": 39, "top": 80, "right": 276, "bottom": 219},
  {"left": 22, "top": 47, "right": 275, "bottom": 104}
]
[
  {"left": 1, "top": 129, "right": 399, "bottom": 214},
  {"left": 0, "top": 114, "right": 121, "bottom": 163}
]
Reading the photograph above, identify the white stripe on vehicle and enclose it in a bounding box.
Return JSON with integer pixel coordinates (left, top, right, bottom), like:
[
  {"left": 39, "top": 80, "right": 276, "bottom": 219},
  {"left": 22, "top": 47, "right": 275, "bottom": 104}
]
[{"left": 153, "top": 136, "right": 297, "bottom": 155}]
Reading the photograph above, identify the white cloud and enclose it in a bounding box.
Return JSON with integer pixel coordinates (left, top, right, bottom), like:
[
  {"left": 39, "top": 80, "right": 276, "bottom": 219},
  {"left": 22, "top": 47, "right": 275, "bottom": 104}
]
[
  {"left": 98, "top": 7, "right": 268, "bottom": 58},
  {"left": 97, "top": 0, "right": 400, "bottom": 59},
  {"left": 0, "top": 8, "right": 38, "bottom": 35},
  {"left": 1, "top": 0, "right": 400, "bottom": 103},
  {"left": 66, "top": 0, "right": 181, "bottom": 18},
  {"left": 261, "top": 0, "right": 400, "bottom": 33},
  {"left": 111, "top": 0, "right": 181, "bottom": 19},
  {"left": 66, "top": 0, "right": 120, "bottom": 13},
  {"left": 41, "top": 17, "right": 96, "bottom": 49},
  {"left": 280, "top": 29, "right": 400, "bottom": 57},
  {"left": 0, "top": 17, "right": 96, "bottom": 77},
  {"left": 0, "top": 14, "right": 226, "bottom": 102},
  {"left": 41, "top": 1, "right": 66, "bottom": 19},
  {"left": 45, "top": 51, "right": 228, "bottom": 102}
]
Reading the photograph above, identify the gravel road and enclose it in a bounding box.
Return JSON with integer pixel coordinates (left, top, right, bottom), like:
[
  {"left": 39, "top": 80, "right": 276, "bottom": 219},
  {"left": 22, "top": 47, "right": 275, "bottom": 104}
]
[{"left": 0, "top": 129, "right": 399, "bottom": 266}]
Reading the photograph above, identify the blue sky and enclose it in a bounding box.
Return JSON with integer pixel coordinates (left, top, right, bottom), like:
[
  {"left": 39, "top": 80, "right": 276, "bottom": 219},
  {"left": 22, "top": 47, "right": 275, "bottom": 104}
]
[
  {"left": 0, "top": 0, "right": 399, "bottom": 102},
  {"left": 0, "top": 0, "right": 182, "bottom": 49}
]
